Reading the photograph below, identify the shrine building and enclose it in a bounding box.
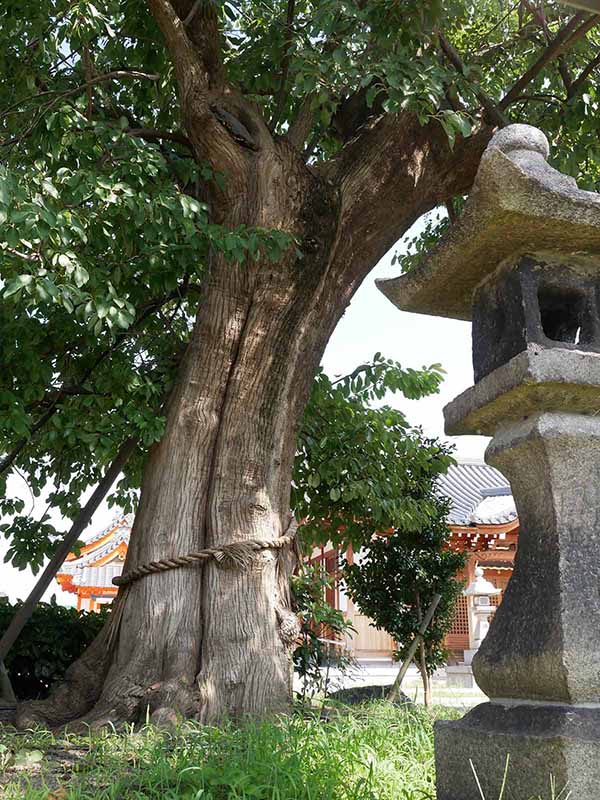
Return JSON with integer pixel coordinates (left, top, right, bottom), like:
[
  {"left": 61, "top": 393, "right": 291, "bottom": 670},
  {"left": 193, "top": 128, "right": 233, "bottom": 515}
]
[
  {"left": 56, "top": 515, "right": 132, "bottom": 611},
  {"left": 56, "top": 462, "right": 518, "bottom": 660}
]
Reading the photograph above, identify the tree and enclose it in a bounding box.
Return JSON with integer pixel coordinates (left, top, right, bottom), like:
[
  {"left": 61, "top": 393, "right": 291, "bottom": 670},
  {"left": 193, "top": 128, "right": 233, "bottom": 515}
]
[
  {"left": 343, "top": 507, "right": 466, "bottom": 707},
  {"left": 1, "top": 1, "right": 599, "bottom": 726},
  {"left": 291, "top": 563, "right": 355, "bottom": 704}
]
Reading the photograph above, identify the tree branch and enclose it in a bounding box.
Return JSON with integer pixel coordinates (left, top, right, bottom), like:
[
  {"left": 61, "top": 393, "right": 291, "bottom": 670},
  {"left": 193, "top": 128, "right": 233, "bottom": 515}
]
[
  {"left": 0, "top": 436, "right": 138, "bottom": 664},
  {"left": 520, "top": 0, "right": 574, "bottom": 97},
  {"left": 183, "top": 0, "right": 202, "bottom": 25},
  {"left": 438, "top": 33, "right": 507, "bottom": 127},
  {"left": 270, "top": 0, "right": 296, "bottom": 133},
  {"left": 287, "top": 96, "right": 317, "bottom": 150},
  {"left": 320, "top": 10, "right": 600, "bottom": 305},
  {"left": 326, "top": 112, "right": 494, "bottom": 293},
  {"left": 172, "top": 0, "right": 225, "bottom": 84},
  {"left": 123, "top": 127, "right": 192, "bottom": 148},
  {"left": 146, "top": 0, "right": 204, "bottom": 90},
  {"left": 499, "top": 11, "right": 599, "bottom": 110},
  {"left": 569, "top": 50, "right": 600, "bottom": 97}
]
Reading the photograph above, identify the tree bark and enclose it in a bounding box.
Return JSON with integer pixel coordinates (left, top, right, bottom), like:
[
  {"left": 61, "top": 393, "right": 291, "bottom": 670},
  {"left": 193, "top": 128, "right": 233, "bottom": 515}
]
[
  {"left": 415, "top": 592, "right": 432, "bottom": 708},
  {"left": 16, "top": 135, "right": 345, "bottom": 728}
]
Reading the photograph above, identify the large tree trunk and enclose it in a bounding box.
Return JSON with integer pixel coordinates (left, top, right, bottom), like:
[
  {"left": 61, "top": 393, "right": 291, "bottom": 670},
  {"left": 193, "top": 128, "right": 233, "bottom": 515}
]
[{"left": 17, "top": 138, "right": 349, "bottom": 728}]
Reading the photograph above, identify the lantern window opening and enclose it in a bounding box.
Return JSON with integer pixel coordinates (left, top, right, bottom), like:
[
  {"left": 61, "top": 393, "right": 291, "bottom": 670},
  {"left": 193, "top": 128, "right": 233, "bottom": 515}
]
[{"left": 537, "top": 284, "right": 590, "bottom": 346}]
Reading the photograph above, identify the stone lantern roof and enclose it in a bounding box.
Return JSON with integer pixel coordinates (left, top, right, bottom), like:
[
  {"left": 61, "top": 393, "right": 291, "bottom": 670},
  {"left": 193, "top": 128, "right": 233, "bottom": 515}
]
[
  {"left": 463, "top": 566, "right": 501, "bottom": 597},
  {"left": 377, "top": 125, "right": 600, "bottom": 321}
]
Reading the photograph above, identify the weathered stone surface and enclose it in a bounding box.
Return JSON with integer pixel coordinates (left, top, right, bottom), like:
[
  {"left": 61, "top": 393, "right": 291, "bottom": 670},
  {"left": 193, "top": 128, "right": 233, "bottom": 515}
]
[
  {"left": 392, "top": 122, "right": 600, "bottom": 800},
  {"left": 444, "top": 346, "right": 600, "bottom": 436},
  {"left": 436, "top": 703, "right": 600, "bottom": 800},
  {"left": 376, "top": 124, "right": 600, "bottom": 320},
  {"left": 472, "top": 412, "right": 600, "bottom": 705}
]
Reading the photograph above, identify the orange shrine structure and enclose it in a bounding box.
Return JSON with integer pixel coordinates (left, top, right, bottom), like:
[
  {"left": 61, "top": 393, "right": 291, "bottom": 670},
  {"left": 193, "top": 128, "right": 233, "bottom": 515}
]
[
  {"left": 56, "top": 462, "right": 518, "bottom": 660},
  {"left": 56, "top": 515, "right": 132, "bottom": 611}
]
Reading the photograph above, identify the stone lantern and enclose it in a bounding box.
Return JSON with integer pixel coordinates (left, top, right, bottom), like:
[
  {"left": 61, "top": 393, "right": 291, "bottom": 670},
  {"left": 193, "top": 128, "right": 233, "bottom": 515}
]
[
  {"left": 463, "top": 566, "right": 500, "bottom": 666},
  {"left": 378, "top": 124, "right": 600, "bottom": 799}
]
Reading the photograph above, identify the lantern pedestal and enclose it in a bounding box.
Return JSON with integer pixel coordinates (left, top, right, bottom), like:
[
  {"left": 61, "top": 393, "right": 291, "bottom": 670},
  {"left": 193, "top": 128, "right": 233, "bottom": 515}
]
[
  {"left": 436, "top": 703, "right": 600, "bottom": 800},
  {"left": 436, "top": 404, "right": 600, "bottom": 799}
]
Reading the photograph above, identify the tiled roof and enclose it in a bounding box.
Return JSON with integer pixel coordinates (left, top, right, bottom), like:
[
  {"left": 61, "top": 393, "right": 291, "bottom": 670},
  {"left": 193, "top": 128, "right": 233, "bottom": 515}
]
[
  {"left": 82, "top": 513, "right": 133, "bottom": 546},
  {"left": 60, "top": 524, "right": 131, "bottom": 573},
  {"left": 438, "top": 461, "right": 517, "bottom": 526}
]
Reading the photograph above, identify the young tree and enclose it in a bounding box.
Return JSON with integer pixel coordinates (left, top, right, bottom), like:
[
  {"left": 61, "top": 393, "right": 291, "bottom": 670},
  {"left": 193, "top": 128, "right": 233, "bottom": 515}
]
[
  {"left": 1, "top": 1, "right": 600, "bottom": 726},
  {"left": 343, "top": 517, "right": 466, "bottom": 707},
  {"left": 294, "top": 355, "right": 446, "bottom": 552}
]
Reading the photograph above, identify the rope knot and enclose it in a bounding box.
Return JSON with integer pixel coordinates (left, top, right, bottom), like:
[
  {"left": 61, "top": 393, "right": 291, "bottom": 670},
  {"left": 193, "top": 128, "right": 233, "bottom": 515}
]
[{"left": 213, "top": 541, "right": 261, "bottom": 570}]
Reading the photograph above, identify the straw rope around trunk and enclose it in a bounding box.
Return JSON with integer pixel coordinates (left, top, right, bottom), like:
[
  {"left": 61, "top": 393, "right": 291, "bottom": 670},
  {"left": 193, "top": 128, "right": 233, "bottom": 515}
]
[{"left": 112, "top": 519, "right": 299, "bottom": 588}]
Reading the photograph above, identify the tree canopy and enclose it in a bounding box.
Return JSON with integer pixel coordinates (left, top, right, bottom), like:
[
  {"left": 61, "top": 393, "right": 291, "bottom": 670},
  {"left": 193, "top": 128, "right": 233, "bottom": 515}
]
[
  {"left": 1, "top": 0, "right": 600, "bottom": 571},
  {"left": 295, "top": 356, "right": 449, "bottom": 553}
]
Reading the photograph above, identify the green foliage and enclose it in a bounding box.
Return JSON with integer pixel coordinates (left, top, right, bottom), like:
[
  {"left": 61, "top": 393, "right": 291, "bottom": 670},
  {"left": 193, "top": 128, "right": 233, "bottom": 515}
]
[
  {"left": 293, "top": 354, "right": 448, "bottom": 552},
  {"left": 0, "top": 599, "right": 108, "bottom": 700},
  {"left": 293, "top": 354, "right": 464, "bottom": 690},
  {"left": 229, "top": 0, "right": 471, "bottom": 152},
  {"left": 0, "top": 704, "right": 463, "bottom": 799},
  {"left": 292, "top": 564, "right": 355, "bottom": 701},
  {"left": 392, "top": 208, "right": 452, "bottom": 275},
  {"left": 343, "top": 502, "right": 467, "bottom": 678},
  {"left": 445, "top": 3, "right": 600, "bottom": 191}
]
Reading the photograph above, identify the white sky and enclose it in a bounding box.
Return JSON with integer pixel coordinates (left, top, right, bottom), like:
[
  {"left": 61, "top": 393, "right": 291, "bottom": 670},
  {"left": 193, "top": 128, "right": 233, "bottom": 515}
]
[{"left": 0, "top": 217, "right": 489, "bottom": 604}]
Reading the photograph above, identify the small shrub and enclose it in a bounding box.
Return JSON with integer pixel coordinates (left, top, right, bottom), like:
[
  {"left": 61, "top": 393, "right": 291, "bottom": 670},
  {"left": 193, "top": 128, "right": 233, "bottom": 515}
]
[
  {"left": 0, "top": 598, "right": 108, "bottom": 700},
  {"left": 292, "top": 565, "right": 355, "bottom": 702}
]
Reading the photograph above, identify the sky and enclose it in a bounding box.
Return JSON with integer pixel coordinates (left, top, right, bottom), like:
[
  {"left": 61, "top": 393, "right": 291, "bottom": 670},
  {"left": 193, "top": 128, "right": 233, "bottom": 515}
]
[{"left": 0, "top": 218, "right": 489, "bottom": 604}]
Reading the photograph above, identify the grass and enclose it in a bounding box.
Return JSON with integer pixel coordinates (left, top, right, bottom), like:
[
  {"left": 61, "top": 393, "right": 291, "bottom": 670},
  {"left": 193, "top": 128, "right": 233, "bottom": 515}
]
[
  {"left": 1, "top": 703, "right": 453, "bottom": 800},
  {"left": 0, "top": 703, "right": 571, "bottom": 800}
]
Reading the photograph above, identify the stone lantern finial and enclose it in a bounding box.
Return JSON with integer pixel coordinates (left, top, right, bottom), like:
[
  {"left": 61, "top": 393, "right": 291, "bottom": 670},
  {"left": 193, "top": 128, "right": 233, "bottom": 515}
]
[
  {"left": 463, "top": 566, "right": 501, "bottom": 598},
  {"left": 378, "top": 124, "right": 600, "bottom": 800}
]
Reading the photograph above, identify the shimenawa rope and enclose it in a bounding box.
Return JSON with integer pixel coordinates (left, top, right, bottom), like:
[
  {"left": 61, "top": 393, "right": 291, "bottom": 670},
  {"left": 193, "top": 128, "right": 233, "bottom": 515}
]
[{"left": 112, "top": 523, "right": 297, "bottom": 588}]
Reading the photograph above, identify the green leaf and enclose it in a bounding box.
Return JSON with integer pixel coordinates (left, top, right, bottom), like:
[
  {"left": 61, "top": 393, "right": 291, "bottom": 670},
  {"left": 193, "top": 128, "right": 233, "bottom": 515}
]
[
  {"left": 41, "top": 179, "right": 59, "bottom": 199},
  {"left": 116, "top": 310, "right": 131, "bottom": 329},
  {"left": 73, "top": 264, "right": 89, "bottom": 288},
  {"left": 4, "top": 274, "right": 33, "bottom": 298}
]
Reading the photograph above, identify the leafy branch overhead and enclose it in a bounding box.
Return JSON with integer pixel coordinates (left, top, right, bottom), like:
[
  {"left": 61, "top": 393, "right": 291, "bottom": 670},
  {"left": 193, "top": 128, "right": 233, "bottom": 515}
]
[{"left": 293, "top": 355, "right": 451, "bottom": 553}]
